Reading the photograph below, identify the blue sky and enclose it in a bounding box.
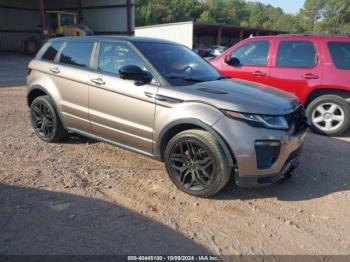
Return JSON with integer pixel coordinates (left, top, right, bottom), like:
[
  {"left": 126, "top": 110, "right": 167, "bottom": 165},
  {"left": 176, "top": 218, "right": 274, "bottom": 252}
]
[{"left": 247, "top": 0, "right": 305, "bottom": 14}]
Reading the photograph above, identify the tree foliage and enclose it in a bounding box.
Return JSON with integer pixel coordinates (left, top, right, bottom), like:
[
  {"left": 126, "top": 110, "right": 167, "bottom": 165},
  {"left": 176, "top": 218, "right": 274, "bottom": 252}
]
[{"left": 135, "top": 0, "right": 350, "bottom": 34}]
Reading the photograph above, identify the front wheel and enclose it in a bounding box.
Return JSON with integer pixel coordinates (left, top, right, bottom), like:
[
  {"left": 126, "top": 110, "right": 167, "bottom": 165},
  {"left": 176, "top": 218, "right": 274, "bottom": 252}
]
[
  {"left": 306, "top": 95, "right": 350, "bottom": 136},
  {"left": 164, "top": 130, "right": 231, "bottom": 198}
]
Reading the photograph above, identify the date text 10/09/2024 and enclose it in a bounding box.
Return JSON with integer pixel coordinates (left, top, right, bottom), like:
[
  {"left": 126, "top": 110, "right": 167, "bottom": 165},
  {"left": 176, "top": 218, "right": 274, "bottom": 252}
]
[{"left": 127, "top": 256, "right": 220, "bottom": 261}]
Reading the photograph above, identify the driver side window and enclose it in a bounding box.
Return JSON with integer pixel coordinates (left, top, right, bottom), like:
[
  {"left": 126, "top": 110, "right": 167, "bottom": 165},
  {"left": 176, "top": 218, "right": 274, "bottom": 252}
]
[
  {"left": 98, "top": 42, "right": 147, "bottom": 75},
  {"left": 231, "top": 41, "right": 270, "bottom": 66}
]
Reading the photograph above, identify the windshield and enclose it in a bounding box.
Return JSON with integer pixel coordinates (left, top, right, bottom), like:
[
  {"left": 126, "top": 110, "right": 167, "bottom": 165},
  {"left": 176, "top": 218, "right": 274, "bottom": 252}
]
[
  {"left": 61, "top": 14, "right": 75, "bottom": 26},
  {"left": 134, "top": 42, "right": 222, "bottom": 85}
]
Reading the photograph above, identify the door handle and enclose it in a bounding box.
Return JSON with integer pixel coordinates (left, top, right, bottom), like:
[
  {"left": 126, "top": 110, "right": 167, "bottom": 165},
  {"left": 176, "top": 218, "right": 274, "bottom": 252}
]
[
  {"left": 49, "top": 67, "right": 60, "bottom": 74},
  {"left": 145, "top": 92, "right": 156, "bottom": 99},
  {"left": 303, "top": 73, "right": 319, "bottom": 80},
  {"left": 252, "top": 71, "right": 266, "bottom": 77},
  {"left": 91, "top": 78, "right": 105, "bottom": 85}
]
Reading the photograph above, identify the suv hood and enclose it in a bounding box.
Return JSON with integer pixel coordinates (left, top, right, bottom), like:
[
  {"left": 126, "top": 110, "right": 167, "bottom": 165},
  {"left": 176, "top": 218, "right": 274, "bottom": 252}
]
[{"left": 160, "top": 79, "right": 300, "bottom": 115}]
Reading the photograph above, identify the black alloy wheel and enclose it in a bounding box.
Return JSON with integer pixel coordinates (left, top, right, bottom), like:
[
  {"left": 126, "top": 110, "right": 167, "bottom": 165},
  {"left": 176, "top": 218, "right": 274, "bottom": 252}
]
[
  {"left": 164, "top": 130, "right": 231, "bottom": 198},
  {"left": 32, "top": 101, "right": 54, "bottom": 138},
  {"left": 169, "top": 139, "right": 214, "bottom": 191},
  {"left": 30, "top": 96, "right": 67, "bottom": 142}
]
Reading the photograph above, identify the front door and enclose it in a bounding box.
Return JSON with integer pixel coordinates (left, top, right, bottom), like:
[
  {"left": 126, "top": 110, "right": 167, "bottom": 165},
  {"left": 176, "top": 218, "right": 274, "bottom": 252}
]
[
  {"left": 88, "top": 41, "right": 158, "bottom": 153},
  {"left": 220, "top": 40, "right": 271, "bottom": 85}
]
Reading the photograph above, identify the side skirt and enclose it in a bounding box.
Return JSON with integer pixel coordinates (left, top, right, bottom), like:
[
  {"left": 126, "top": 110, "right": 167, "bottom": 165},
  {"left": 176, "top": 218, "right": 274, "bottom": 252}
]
[{"left": 67, "top": 127, "right": 161, "bottom": 161}]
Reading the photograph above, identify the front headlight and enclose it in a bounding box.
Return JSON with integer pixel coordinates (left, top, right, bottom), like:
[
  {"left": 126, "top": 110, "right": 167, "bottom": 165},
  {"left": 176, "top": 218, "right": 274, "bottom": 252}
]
[{"left": 223, "top": 110, "right": 289, "bottom": 130}]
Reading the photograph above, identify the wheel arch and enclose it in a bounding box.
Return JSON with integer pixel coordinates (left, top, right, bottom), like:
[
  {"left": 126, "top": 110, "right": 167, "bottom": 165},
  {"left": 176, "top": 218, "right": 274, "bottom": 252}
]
[
  {"left": 157, "top": 118, "right": 235, "bottom": 169},
  {"left": 304, "top": 88, "right": 350, "bottom": 109}
]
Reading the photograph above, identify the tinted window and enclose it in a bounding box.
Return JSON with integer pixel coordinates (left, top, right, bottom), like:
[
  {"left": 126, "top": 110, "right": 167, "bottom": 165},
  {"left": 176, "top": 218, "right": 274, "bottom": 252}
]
[
  {"left": 231, "top": 41, "right": 270, "bottom": 66},
  {"left": 98, "top": 42, "right": 146, "bottom": 75},
  {"left": 277, "top": 41, "right": 317, "bottom": 68},
  {"left": 328, "top": 42, "right": 350, "bottom": 70},
  {"left": 135, "top": 42, "right": 221, "bottom": 85},
  {"left": 41, "top": 41, "right": 62, "bottom": 61},
  {"left": 59, "top": 42, "right": 93, "bottom": 68}
]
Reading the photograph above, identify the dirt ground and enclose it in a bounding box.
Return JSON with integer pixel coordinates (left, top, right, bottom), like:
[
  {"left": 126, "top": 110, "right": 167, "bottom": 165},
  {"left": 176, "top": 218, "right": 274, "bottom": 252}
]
[{"left": 0, "top": 53, "right": 350, "bottom": 256}]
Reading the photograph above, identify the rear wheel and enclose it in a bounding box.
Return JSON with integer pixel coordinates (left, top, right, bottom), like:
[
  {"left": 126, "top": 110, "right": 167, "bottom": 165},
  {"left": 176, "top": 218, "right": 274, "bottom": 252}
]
[
  {"left": 164, "top": 130, "right": 231, "bottom": 198},
  {"left": 30, "top": 96, "right": 67, "bottom": 142},
  {"left": 306, "top": 95, "right": 350, "bottom": 136}
]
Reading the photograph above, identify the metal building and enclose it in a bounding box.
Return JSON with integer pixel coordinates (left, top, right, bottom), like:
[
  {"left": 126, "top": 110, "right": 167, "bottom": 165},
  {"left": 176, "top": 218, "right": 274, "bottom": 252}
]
[
  {"left": 0, "top": 0, "right": 134, "bottom": 52},
  {"left": 135, "top": 21, "right": 285, "bottom": 49}
]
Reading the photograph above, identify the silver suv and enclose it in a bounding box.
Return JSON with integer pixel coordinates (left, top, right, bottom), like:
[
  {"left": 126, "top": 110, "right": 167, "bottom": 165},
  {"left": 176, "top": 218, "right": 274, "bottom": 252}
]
[{"left": 27, "top": 36, "right": 308, "bottom": 197}]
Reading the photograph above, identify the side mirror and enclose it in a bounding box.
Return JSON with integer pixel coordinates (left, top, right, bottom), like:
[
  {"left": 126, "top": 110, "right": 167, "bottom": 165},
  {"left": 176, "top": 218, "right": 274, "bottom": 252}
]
[
  {"left": 224, "top": 55, "right": 241, "bottom": 67},
  {"left": 119, "top": 65, "right": 152, "bottom": 83}
]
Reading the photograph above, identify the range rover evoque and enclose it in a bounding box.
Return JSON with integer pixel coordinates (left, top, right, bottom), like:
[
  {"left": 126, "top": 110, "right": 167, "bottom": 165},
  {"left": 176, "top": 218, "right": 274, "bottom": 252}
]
[{"left": 27, "top": 36, "right": 308, "bottom": 197}]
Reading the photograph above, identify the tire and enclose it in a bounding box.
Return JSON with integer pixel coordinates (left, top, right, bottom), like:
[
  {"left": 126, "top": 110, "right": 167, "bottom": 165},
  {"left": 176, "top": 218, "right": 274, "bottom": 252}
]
[
  {"left": 306, "top": 95, "right": 350, "bottom": 136},
  {"left": 164, "top": 129, "right": 231, "bottom": 198},
  {"left": 30, "top": 96, "right": 67, "bottom": 143}
]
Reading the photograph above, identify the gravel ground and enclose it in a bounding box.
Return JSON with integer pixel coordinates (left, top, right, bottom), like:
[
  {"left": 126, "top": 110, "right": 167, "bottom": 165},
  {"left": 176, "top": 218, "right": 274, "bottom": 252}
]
[{"left": 0, "top": 53, "right": 350, "bottom": 256}]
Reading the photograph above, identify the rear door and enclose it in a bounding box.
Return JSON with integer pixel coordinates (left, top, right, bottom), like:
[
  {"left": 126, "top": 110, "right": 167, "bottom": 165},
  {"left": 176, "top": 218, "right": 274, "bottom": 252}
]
[
  {"left": 40, "top": 41, "right": 94, "bottom": 132},
  {"left": 219, "top": 39, "right": 272, "bottom": 85},
  {"left": 323, "top": 40, "right": 350, "bottom": 92},
  {"left": 268, "top": 38, "right": 323, "bottom": 103},
  {"left": 88, "top": 41, "right": 158, "bottom": 153}
]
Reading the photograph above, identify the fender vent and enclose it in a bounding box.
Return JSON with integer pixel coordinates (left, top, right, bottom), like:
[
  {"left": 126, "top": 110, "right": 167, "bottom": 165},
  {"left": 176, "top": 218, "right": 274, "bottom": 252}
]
[{"left": 198, "top": 88, "right": 228, "bottom": 94}]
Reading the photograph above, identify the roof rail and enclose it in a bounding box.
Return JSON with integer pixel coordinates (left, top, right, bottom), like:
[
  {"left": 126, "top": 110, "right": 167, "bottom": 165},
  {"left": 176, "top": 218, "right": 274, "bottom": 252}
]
[{"left": 276, "top": 33, "right": 350, "bottom": 37}]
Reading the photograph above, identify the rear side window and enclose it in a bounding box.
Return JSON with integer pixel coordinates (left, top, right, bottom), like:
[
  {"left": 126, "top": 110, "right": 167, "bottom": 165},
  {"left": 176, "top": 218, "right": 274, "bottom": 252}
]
[
  {"left": 328, "top": 42, "right": 350, "bottom": 70},
  {"left": 277, "top": 41, "right": 317, "bottom": 68},
  {"left": 231, "top": 41, "right": 270, "bottom": 66},
  {"left": 59, "top": 42, "right": 93, "bottom": 68},
  {"left": 98, "top": 42, "right": 146, "bottom": 75},
  {"left": 41, "top": 41, "right": 62, "bottom": 61}
]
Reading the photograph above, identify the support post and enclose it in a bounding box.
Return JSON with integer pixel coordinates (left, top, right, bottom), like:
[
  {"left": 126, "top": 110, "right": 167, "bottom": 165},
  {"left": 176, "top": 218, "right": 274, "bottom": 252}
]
[
  {"left": 38, "top": 0, "right": 48, "bottom": 38},
  {"left": 126, "top": 0, "right": 132, "bottom": 35},
  {"left": 77, "top": 0, "right": 82, "bottom": 22},
  {"left": 216, "top": 27, "right": 223, "bottom": 45},
  {"left": 239, "top": 29, "right": 244, "bottom": 40}
]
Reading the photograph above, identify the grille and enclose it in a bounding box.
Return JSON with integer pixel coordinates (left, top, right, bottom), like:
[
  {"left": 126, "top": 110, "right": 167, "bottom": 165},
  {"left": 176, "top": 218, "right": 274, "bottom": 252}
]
[{"left": 285, "top": 106, "right": 308, "bottom": 134}]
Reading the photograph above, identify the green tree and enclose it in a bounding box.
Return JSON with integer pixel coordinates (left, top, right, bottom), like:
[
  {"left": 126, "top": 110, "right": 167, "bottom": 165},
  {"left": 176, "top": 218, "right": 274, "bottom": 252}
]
[{"left": 135, "top": 0, "right": 350, "bottom": 34}]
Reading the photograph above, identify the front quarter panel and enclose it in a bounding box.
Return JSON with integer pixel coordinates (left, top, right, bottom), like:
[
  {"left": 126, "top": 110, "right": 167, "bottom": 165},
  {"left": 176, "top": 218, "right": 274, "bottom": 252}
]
[{"left": 154, "top": 100, "right": 226, "bottom": 153}]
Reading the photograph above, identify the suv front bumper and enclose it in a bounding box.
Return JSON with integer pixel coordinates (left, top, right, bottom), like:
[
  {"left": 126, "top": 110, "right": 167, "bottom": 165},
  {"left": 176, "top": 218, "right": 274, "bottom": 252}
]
[{"left": 212, "top": 116, "right": 307, "bottom": 187}]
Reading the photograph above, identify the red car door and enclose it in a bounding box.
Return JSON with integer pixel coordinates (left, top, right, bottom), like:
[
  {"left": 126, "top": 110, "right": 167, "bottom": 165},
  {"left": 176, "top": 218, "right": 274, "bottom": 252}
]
[
  {"left": 212, "top": 39, "right": 272, "bottom": 85},
  {"left": 268, "top": 38, "right": 323, "bottom": 104}
]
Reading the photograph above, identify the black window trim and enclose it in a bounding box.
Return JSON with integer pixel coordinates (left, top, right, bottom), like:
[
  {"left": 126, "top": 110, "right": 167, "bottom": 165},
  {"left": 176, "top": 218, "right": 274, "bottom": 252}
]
[
  {"left": 276, "top": 40, "right": 319, "bottom": 69},
  {"left": 229, "top": 40, "right": 271, "bottom": 68},
  {"left": 92, "top": 40, "right": 160, "bottom": 86}
]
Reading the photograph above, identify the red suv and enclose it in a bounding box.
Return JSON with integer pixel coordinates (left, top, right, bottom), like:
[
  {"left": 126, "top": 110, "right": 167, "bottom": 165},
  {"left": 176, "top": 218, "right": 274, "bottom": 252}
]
[{"left": 211, "top": 35, "right": 350, "bottom": 136}]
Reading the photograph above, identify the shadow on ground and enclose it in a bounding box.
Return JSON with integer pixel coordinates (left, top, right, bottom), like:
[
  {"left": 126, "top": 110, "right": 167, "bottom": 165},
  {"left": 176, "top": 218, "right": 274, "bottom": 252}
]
[
  {"left": 216, "top": 132, "right": 350, "bottom": 201},
  {"left": 0, "top": 183, "right": 210, "bottom": 255}
]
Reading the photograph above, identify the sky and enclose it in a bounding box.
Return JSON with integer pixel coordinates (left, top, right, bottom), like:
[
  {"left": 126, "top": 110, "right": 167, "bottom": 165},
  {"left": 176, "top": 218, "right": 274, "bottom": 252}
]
[{"left": 248, "top": 0, "right": 305, "bottom": 14}]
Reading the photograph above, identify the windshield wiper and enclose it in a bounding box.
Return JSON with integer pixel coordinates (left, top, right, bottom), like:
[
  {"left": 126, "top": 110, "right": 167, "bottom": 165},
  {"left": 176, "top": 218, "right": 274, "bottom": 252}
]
[
  {"left": 216, "top": 76, "right": 228, "bottom": 80},
  {"left": 167, "top": 75, "right": 204, "bottom": 83}
]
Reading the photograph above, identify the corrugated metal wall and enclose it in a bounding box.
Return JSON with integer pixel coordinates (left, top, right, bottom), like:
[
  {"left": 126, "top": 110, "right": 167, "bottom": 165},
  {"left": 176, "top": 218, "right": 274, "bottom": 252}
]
[
  {"left": 0, "top": 0, "right": 135, "bottom": 52},
  {"left": 0, "top": 0, "right": 39, "bottom": 51},
  {"left": 135, "top": 22, "right": 194, "bottom": 48},
  {"left": 83, "top": 0, "right": 134, "bottom": 33}
]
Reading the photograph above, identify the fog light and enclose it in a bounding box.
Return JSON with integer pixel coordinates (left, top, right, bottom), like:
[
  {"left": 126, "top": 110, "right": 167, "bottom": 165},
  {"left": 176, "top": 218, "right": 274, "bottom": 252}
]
[{"left": 255, "top": 140, "right": 281, "bottom": 169}]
